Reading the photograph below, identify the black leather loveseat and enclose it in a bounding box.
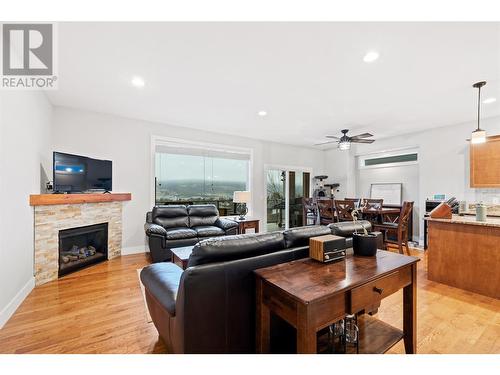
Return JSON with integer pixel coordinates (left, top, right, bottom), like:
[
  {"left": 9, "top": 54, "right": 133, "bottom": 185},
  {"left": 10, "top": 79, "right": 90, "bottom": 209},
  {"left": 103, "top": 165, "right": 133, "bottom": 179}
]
[
  {"left": 145, "top": 204, "right": 239, "bottom": 263},
  {"left": 140, "top": 221, "right": 381, "bottom": 354}
]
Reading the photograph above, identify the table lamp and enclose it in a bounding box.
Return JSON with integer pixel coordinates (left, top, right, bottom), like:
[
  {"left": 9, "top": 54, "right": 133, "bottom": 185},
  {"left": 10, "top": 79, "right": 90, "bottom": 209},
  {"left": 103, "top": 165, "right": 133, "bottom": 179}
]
[{"left": 233, "top": 191, "right": 251, "bottom": 220}]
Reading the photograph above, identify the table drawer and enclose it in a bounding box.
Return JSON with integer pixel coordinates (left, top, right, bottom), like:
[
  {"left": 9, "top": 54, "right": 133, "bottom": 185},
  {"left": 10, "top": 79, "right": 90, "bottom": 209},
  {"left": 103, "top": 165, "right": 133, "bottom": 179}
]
[{"left": 349, "top": 267, "right": 411, "bottom": 314}]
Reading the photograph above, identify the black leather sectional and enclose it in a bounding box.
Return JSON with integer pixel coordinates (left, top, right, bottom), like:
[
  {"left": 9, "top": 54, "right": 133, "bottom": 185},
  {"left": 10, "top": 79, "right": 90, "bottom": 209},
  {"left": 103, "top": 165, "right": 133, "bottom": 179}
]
[
  {"left": 145, "top": 204, "right": 239, "bottom": 262},
  {"left": 140, "top": 221, "right": 381, "bottom": 353}
]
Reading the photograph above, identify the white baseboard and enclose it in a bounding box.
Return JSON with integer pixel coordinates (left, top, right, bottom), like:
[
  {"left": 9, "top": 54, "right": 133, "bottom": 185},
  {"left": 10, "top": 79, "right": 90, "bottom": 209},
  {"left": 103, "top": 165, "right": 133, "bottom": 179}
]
[
  {"left": 0, "top": 276, "right": 35, "bottom": 329},
  {"left": 121, "top": 245, "right": 148, "bottom": 255}
]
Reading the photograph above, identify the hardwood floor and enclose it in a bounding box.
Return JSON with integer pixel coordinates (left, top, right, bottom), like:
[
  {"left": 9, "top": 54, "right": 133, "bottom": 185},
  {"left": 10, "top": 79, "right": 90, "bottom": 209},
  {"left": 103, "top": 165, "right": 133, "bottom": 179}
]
[
  {"left": 0, "top": 253, "right": 165, "bottom": 354},
  {"left": 0, "top": 249, "right": 498, "bottom": 354}
]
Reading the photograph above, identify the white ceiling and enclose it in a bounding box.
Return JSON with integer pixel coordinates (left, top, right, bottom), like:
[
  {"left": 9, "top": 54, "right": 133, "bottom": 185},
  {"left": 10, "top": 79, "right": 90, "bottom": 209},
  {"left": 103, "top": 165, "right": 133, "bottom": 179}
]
[{"left": 47, "top": 22, "right": 500, "bottom": 148}]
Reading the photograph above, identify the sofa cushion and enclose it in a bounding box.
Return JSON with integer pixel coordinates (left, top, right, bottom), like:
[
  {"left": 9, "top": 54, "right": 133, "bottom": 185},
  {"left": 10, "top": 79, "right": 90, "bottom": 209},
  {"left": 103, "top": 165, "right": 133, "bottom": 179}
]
[
  {"left": 153, "top": 205, "right": 189, "bottom": 229},
  {"left": 140, "top": 262, "right": 183, "bottom": 316},
  {"left": 283, "top": 225, "right": 332, "bottom": 248},
  {"left": 329, "top": 220, "right": 372, "bottom": 237},
  {"left": 188, "top": 204, "right": 219, "bottom": 227},
  {"left": 165, "top": 227, "right": 197, "bottom": 240},
  {"left": 193, "top": 225, "right": 225, "bottom": 238},
  {"left": 187, "top": 232, "right": 286, "bottom": 267}
]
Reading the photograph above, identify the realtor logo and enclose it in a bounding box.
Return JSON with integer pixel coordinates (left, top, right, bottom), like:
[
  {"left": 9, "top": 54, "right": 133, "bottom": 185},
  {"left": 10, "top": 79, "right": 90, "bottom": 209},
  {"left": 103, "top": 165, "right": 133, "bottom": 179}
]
[{"left": 1, "top": 23, "right": 58, "bottom": 89}]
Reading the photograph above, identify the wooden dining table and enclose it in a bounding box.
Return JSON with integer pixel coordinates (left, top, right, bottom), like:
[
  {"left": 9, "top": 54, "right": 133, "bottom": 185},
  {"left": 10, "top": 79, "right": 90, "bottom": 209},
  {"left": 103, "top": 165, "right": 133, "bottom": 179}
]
[{"left": 359, "top": 207, "right": 401, "bottom": 224}]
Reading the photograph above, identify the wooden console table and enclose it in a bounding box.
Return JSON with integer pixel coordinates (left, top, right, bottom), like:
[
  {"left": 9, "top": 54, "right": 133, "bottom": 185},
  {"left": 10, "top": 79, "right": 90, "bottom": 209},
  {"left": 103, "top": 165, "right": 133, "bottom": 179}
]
[{"left": 255, "top": 250, "right": 419, "bottom": 354}]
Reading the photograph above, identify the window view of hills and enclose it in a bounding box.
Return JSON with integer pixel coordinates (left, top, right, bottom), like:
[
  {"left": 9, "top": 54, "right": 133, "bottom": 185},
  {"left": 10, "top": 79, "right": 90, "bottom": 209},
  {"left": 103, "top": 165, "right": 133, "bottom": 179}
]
[
  {"left": 156, "top": 179, "right": 246, "bottom": 203},
  {"left": 155, "top": 152, "right": 249, "bottom": 215}
]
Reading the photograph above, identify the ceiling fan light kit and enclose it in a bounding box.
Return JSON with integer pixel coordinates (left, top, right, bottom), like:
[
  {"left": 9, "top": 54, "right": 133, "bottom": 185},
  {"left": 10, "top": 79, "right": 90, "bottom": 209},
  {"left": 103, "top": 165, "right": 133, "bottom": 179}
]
[{"left": 339, "top": 141, "right": 351, "bottom": 150}]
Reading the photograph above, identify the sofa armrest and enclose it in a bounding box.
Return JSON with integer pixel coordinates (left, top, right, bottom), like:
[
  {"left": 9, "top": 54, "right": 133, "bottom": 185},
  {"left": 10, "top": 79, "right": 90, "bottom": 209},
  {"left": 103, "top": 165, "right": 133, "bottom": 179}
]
[
  {"left": 140, "top": 262, "right": 183, "bottom": 316},
  {"left": 215, "top": 217, "right": 239, "bottom": 234},
  {"left": 329, "top": 220, "right": 372, "bottom": 237},
  {"left": 145, "top": 222, "right": 167, "bottom": 237}
]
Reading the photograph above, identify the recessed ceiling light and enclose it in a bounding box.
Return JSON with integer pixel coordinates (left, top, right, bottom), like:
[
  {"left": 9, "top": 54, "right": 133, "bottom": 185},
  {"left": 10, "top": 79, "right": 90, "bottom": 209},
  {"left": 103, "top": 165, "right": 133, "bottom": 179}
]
[
  {"left": 257, "top": 110, "right": 267, "bottom": 117},
  {"left": 131, "top": 76, "right": 145, "bottom": 88},
  {"left": 363, "top": 51, "right": 380, "bottom": 63},
  {"left": 483, "top": 97, "right": 497, "bottom": 104}
]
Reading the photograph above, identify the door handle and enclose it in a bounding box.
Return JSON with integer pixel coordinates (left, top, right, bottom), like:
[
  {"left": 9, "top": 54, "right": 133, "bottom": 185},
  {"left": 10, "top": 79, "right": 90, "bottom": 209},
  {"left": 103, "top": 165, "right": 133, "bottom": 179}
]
[{"left": 373, "top": 286, "right": 383, "bottom": 294}]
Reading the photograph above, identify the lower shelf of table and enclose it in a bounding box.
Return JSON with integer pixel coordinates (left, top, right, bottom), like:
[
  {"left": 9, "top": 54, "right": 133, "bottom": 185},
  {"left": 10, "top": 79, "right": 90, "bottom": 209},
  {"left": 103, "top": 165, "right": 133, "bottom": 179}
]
[{"left": 317, "top": 314, "right": 404, "bottom": 354}]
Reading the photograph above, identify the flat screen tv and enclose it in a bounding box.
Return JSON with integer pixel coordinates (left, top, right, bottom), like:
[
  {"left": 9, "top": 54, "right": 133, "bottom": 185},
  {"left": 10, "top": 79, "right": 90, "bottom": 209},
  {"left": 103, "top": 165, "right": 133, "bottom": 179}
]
[{"left": 53, "top": 152, "right": 112, "bottom": 193}]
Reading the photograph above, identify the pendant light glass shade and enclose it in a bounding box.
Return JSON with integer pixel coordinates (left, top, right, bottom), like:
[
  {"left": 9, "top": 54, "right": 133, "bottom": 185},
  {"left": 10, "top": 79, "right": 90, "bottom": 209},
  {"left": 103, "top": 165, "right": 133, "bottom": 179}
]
[
  {"left": 471, "top": 81, "right": 487, "bottom": 144},
  {"left": 471, "top": 129, "right": 486, "bottom": 144}
]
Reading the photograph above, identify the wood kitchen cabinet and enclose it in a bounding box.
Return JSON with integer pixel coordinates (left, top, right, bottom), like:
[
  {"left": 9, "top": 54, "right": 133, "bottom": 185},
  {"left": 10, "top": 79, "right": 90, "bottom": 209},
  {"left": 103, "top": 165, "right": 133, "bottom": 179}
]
[{"left": 470, "top": 135, "right": 500, "bottom": 188}]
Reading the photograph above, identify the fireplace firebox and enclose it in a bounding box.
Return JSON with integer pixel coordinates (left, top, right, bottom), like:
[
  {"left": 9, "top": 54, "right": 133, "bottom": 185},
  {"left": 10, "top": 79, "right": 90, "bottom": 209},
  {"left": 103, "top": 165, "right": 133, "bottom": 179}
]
[{"left": 58, "top": 223, "right": 108, "bottom": 277}]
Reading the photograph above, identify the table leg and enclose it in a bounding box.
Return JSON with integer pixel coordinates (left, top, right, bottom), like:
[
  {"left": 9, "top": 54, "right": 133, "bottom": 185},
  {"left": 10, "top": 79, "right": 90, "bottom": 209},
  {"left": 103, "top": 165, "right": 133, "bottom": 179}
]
[
  {"left": 255, "top": 278, "right": 270, "bottom": 353},
  {"left": 296, "top": 305, "right": 317, "bottom": 354},
  {"left": 403, "top": 263, "right": 417, "bottom": 354}
]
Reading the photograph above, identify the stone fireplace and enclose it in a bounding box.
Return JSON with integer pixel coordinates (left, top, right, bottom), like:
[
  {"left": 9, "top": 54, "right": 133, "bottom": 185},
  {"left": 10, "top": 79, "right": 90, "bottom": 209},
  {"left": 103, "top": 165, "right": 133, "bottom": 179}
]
[{"left": 30, "top": 193, "right": 131, "bottom": 285}]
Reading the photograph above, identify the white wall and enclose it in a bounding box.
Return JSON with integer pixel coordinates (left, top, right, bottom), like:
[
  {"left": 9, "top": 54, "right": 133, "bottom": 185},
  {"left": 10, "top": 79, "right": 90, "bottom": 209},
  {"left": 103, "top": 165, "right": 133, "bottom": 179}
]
[
  {"left": 51, "top": 107, "right": 326, "bottom": 253},
  {"left": 323, "top": 147, "right": 356, "bottom": 198},
  {"left": 0, "top": 90, "right": 52, "bottom": 327},
  {"left": 325, "top": 116, "right": 500, "bottom": 243}
]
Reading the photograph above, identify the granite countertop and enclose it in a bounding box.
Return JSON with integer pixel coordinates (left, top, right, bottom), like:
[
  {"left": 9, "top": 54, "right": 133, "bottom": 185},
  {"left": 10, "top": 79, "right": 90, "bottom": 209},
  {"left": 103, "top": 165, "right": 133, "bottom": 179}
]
[{"left": 425, "top": 214, "right": 500, "bottom": 227}]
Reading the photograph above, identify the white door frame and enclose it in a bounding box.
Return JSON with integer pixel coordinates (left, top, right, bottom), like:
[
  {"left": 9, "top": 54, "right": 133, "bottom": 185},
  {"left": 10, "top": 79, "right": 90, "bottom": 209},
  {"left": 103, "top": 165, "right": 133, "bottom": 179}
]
[{"left": 263, "top": 164, "right": 313, "bottom": 232}]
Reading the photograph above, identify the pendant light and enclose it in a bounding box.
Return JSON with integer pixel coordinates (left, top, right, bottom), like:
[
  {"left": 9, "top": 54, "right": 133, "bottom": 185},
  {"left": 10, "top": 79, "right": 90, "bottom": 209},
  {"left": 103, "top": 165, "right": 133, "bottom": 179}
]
[{"left": 471, "top": 81, "right": 487, "bottom": 144}]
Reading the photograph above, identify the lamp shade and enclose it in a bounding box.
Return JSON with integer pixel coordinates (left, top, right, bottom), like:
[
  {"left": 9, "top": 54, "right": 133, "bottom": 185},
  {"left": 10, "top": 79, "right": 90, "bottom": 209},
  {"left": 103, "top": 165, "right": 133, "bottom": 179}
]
[{"left": 233, "top": 191, "right": 251, "bottom": 203}]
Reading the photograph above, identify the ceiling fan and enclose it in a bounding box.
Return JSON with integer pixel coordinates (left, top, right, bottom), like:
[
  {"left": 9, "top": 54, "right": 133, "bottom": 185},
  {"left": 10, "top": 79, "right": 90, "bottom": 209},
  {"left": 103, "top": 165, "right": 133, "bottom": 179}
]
[{"left": 315, "top": 129, "right": 375, "bottom": 150}]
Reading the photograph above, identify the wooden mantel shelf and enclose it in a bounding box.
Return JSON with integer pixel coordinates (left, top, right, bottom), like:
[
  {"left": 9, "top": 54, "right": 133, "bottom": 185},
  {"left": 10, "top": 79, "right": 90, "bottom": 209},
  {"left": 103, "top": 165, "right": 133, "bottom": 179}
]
[{"left": 30, "top": 193, "right": 132, "bottom": 206}]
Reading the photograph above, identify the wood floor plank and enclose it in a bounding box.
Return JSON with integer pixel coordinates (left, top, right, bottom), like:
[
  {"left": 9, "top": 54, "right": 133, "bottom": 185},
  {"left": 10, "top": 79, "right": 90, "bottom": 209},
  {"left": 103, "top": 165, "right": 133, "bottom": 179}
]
[{"left": 0, "top": 250, "right": 498, "bottom": 354}]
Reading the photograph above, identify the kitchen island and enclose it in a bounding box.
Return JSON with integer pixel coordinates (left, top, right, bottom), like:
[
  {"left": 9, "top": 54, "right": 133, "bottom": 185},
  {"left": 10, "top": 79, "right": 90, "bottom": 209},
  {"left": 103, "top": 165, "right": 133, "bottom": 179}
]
[{"left": 426, "top": 215, "right": 500, "bottom": 299}]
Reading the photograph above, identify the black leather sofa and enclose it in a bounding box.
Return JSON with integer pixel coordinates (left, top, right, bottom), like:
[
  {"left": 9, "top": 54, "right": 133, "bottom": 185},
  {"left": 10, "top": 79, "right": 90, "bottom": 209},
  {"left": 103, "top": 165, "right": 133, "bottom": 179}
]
[
  {"left": 140, "top": 221, "right": 381, "bottom": 354},
  {"left": 145, "top": 204, "right": 239, "bottom": 263}
]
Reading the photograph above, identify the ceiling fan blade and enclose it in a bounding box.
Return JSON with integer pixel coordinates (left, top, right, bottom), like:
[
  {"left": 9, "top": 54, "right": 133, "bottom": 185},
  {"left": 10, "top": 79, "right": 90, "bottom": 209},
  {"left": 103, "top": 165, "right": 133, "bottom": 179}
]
[
  {"left": 351, "top": 139, "right": 375, "bottom": 144},
  {"left": 350, "top": 133, "right": 373, "bottom": 139},
  {"left": 314, "top": 140, "right": 338, "bottom": 146},
  {"left": 325, "top": 136, "right": 340, "bottom": 140}
]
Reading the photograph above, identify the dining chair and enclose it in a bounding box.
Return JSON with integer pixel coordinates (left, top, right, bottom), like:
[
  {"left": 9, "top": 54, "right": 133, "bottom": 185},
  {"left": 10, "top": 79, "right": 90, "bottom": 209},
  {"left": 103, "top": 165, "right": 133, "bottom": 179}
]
[
  {"left": 333, "top": 199, "right": 355, "bottom": 222},
  {"left": 373, "top": 201, "right": 414, "bottom": 255},
  {"left": 317, "top": 199, "right": 335, "bottom": 225},
  {"left": 344, "top": 198, "right": 361, "bottom": 209}
]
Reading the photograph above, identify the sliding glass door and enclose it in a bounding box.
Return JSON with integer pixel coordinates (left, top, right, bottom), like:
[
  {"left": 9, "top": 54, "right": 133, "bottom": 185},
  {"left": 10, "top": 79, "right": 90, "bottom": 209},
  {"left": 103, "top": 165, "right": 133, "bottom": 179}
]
[
  {"left": 266, "top": 167, "right": 311, "bottom": 232},
  {"left": 288, "top": 171, "right": 311, "bottom": 228}
]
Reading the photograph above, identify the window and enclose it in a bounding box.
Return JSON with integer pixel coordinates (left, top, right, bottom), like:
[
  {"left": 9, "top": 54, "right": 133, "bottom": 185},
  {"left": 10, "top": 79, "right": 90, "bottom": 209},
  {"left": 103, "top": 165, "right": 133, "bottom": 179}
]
[
  {"left": 154, "top": 139, "right": 251, "bottom": 216},
  {"left": 364, "top": 153, "right": 418, "bottom": 166},
  {"left": 358, "top": 147, "right": 419, "bottom": 169}
]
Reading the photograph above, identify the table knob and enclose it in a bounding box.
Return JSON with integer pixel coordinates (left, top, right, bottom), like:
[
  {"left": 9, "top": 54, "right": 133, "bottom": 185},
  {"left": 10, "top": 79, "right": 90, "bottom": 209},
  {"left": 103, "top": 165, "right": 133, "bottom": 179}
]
[{"left": 373, "top": 286, "right": 383, "bottom": 294}]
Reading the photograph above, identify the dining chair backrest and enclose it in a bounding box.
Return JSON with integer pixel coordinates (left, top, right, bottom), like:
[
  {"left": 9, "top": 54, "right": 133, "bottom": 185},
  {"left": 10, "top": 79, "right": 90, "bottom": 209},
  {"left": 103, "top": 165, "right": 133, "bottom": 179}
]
[
  {"left": 317, "top": 199, "right": 335, "bottom": 224},
  {"left": 399, "top": 201, "right": 414, "bottom": 232},
  {"left": 362, "top": 198, "right": 384, "bottom": 210},
  {"left": 334, "top": 199, "right": 355, "bottom": 221},
  {"left": 344, "top": 198, "right": 361, "bottom": 209}
]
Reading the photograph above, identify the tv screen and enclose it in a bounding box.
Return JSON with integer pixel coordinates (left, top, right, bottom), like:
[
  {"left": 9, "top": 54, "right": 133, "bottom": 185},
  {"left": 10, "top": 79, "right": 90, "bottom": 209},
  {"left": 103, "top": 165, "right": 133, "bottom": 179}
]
[{"left": 53, "top": 152, "right": 112, "bottom": 193}]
